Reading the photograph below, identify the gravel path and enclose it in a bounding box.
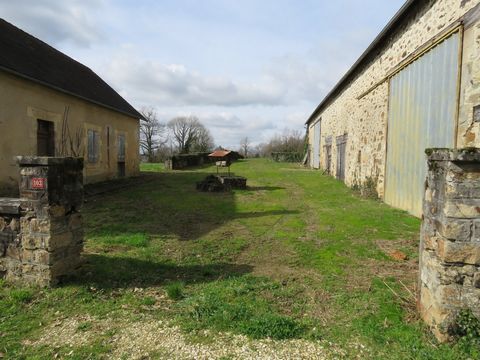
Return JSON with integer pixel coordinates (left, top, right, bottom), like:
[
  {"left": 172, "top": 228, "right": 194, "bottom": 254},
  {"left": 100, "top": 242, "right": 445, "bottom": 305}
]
[{"left": 31, "top": 315, "right": 344, "bottom": 359}]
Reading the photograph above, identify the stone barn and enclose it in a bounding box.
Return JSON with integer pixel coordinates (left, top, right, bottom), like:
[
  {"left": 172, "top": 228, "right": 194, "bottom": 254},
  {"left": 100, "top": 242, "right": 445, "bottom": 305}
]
[
  {"left": 306, "top": 0, "right": 480, "bottom": 216},
  {"left": 0, "top": 19, "right": 143, "bottom": 195}
]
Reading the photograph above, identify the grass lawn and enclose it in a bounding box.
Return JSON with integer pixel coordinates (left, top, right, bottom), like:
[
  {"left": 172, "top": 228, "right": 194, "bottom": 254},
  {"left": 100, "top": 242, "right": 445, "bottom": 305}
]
[
  {"left": 140, "top": 162, "right": 165, "bottom": 172},
  {"left": 1, "top": 159, "right": 478, "bottom": 359}
]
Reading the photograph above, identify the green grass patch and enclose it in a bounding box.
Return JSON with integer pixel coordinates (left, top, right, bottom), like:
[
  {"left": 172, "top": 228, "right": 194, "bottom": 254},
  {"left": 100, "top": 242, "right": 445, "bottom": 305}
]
[
  {"left": 179, "top": 276, "right": 307, "bottom": 340},
  {"left": 140, "top": 162, "right": 164, "bottom": 172},
  {"left": 93, "top": 232, "right": 149, "bottom": 248},
  {"left": 9, "top": 288, "right": 34, "bottom": 303},
  {"left": 166, "top": 282, "right": 185, "bottom": 300}
]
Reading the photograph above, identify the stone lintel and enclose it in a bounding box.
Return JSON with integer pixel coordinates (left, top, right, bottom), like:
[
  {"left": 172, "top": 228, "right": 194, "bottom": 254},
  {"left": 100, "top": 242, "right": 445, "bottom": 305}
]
[
  {"left": 426, "top": 148, "right": 480, "bottom": 162},
  {"left": 0, "top": 198, "right": 21, "bottom": 215},
  {"left": 16, "top": 156, "right": 84, "bottom": 168}
]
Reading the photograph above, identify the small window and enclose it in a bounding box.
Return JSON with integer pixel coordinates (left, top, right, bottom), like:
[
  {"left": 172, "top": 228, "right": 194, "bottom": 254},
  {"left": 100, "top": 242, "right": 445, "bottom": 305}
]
[
  {"left": 118, "top": 134, "right": 125, "bottom": 162},
  {"left": 87, "top": 129, "right": 100, "bottom": 163}
]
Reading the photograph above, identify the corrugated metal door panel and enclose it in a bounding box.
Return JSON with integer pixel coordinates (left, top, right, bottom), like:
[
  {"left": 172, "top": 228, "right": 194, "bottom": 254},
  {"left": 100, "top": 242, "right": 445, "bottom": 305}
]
[
  {"left": 385, "top": 32, "right": 459, "bottom": 216},
  {"left": 313, "top": 121, "right": 320, "bottom": 168}
]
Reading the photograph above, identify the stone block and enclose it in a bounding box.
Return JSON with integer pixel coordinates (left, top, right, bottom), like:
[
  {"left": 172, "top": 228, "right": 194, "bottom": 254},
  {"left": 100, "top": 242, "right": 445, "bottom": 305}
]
[
  {"left": 22, "top": 249, "right": 51, "bottom": 265},
  {"left": 438, "top": 238, "right": 480, "bottom": 265},
  {"left": 50, "top": 255, "right": 82, "bottom": 277},
  {"left": 423, "top": 233, "right": 439, "bottom": 250},
  {"left": 48, "top": 205, "right": 66, "bottom": 218},
  {"left": 474, "top": 220, "right": 480, "bottom": 241},
  {"left": 21, "top": 233, "right": 49, "bottom": 250},
  {"left": 446, "top": 180, "right": 480, "bottom": 199},
  {"left": 28, "top": 218, "right": 50, "bottom": 234},
  {"left": 419, "top": 285, "right": 449, "bottom": 327},
  {"left": 443, "top": 199, "right": 480, "bottom": 219},
  {"left": 437, "top": 219, "right": 473, "bottom": 241},
  {"left": 48, "top": 232, "right": 73, "bottom": 250},
  {"left": 473, "top": 273, "right": 480, "bottom": 288},
  {"left": 67, "top": 212, "right": 82, "bottom": 230},
  {"left": 5, "top": 243, "right": 21, "bottom": 260},
  {"left": 436, "top": 284, "right": 463, "bottom": 308}
]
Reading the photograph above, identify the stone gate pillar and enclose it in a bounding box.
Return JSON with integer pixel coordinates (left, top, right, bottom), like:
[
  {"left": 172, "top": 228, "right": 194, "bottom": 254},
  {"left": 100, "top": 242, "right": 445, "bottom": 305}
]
[
  {"left": 419, "top": 148, "right": 480, "bottom": 342},
  {"left": 0, "top": 157, "right": 83, "bottom": 286}
]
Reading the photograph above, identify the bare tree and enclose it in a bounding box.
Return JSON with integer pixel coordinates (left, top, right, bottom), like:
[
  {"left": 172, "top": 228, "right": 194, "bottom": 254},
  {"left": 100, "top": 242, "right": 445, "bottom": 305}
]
[
  {"left": 239, "top": 137, "right": 250, "bottom": 158},
  {"left": 167, "top": 116, "right": 202, "bottom": 154},
  {"left": 140, "top": 107, "right": 165, "bottom": 162},
  {"left": 192, "top": 126, "right": 215, "bottom": 152},
  {"left": 258, "top": 128, "right": 305, "bottom": 157}
]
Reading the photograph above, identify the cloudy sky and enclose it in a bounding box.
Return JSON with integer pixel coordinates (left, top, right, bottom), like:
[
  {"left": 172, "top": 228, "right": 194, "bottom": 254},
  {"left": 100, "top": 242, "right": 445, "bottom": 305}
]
[{"left": 1, "top": 0, "right": 405, "bottom": 148}]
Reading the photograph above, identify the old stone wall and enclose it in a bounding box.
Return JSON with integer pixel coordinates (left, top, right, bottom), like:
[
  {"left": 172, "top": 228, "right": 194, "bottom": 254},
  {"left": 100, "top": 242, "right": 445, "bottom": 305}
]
[
  {"left": 419, "top": 148, "right": 480, "bottom": 342},
  {"left": 165, "top": 153, "right": 213, "bottom": 170},
  {"left": 0, "top": 157, "right": 84, "bottom": 286},
  {"left": 308, "top": 0, "right": 480, "bottom": 199}
]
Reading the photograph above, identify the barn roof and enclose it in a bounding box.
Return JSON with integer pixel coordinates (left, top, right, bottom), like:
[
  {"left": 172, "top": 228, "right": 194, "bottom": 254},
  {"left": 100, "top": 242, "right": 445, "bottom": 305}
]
[
  {"left": 208, "top": 150, "right": 232, "bottom": 158},
  {"left": 0, "top": 18, "right": 143, "bottom": 120},
  {"left": 305, "top": 0, "right": 421, "bottom": 125}
]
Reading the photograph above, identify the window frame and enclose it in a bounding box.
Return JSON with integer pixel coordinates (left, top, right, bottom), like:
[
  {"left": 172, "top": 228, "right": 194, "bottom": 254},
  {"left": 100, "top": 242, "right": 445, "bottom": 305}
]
[{"left": 87, "top": 129, "right": 100, "bottom": 163}]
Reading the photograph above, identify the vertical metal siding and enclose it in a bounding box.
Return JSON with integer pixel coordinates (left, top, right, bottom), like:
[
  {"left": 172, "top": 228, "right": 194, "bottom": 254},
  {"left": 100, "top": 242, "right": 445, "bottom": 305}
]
[
  {"left": 385, "top": 33, "right": 459, "bottom": 216},
  {"left": 313, "top": 121, "right": 320, "bottom": 168}
]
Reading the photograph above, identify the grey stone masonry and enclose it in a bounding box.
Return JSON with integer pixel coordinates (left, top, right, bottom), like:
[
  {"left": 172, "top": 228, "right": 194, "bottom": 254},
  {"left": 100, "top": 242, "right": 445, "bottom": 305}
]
[
  {"left": 0, "top": 157, "right": 83, "bottom": 286},
  {"left": 419, "top": 148, "right": 480, "bottom": 342}
]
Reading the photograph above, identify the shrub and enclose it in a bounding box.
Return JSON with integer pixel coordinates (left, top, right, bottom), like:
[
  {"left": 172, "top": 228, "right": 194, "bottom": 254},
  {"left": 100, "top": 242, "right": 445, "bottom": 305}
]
[{"left": 450, "top": 309, "right": 480, "bottom": 341}]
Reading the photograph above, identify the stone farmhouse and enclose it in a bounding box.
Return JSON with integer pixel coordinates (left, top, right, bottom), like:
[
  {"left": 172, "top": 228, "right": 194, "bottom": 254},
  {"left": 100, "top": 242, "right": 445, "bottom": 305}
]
[
  {"left": 306, "top": 0, "right": 480, "bottom": 216},
  {"left": 0, "top": 19, "right": 143, "bottom": 195}
]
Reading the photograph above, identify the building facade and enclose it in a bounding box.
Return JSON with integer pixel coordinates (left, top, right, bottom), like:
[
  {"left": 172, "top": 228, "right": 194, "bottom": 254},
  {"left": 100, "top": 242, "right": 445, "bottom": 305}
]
[
  {"left": 0, "top": 19, "right": 142, "bottom": 195},
  {"left": 306, "top": 0, "right": 480, "bottom": 216}
]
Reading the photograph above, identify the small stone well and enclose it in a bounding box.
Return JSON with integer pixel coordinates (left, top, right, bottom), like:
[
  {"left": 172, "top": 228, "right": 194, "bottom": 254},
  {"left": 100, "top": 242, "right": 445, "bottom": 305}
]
[{"left": 196, "top": 175, "right": 247, "bottom": 192}]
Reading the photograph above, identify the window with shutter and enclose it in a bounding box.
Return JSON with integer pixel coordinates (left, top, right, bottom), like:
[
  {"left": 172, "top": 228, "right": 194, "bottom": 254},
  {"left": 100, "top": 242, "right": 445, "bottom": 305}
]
[
  {"left": 118, "top": 134, "right": 125, "bottom": 162},
  {"left": 87, "top": 129, "right": 100, "bottom": 163}
]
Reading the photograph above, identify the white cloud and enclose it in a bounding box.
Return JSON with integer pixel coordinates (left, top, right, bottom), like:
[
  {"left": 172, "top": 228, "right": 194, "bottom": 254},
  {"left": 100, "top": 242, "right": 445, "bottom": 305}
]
[
  {"left": 0, "top": 0, "right": 104, "bottom": 47},
  {"left": 104, "top": 55, "right": 286, "bottom": 107},
  {"left": 0, "top": 0, "right": 405, "bottom": 149}
]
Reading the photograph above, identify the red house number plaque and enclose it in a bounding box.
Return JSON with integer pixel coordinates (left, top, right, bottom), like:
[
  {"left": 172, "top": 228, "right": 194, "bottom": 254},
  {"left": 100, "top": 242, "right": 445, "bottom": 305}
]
[{"left": 31, "top": 177, "right": 46, "bottom": 190}]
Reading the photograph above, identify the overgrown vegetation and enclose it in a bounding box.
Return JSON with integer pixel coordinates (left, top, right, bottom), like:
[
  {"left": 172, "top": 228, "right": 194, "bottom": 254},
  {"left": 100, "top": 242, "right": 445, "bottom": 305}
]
[
  {"left": 0, "top": 159, "right": 476, "bottom": 358},
  {"left": 449, "top": 309, "right": 480, "bottom": 356},
  {"left": 179, "top": 276, "right": 307, "bottom": 340},
  {"left": 352, "top": 175, "right": 379, "bottom": 199}
]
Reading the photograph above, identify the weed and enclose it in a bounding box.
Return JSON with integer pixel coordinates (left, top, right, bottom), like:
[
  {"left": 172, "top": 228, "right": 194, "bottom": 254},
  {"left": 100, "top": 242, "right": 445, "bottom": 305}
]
[
  {"left": 166, "top": 282, "right": 184, "bottom": 300},
  {"left": 450, "top": 309, "right": 480, "bottom": 339},
  {"left": 9, "top": 289, "right": 34, "bottom": 303},
  {"left": 77, "top": 321, "right": 92, "bottom": 332},
  {"left": 240, "top": 313, "right": 304, "bottom": 339},
  {"left": 352, "top": 176, "right": 379, "bottom": 199},
  {"left": 141, "top": 296, "right": 156, "bottom": 306}
]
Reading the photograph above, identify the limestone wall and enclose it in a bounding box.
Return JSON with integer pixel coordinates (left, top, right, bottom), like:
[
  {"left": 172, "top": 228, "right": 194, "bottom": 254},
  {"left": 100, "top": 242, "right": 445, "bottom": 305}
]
[
  {"left": 308, "top": 0, "right": 480, "bottom": 199},
  {"left": 419, "top": 148, "right": 480, "bottom": 342},
  {"left": 0, "top": 157, "right": 84, "bottom": 286}
]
